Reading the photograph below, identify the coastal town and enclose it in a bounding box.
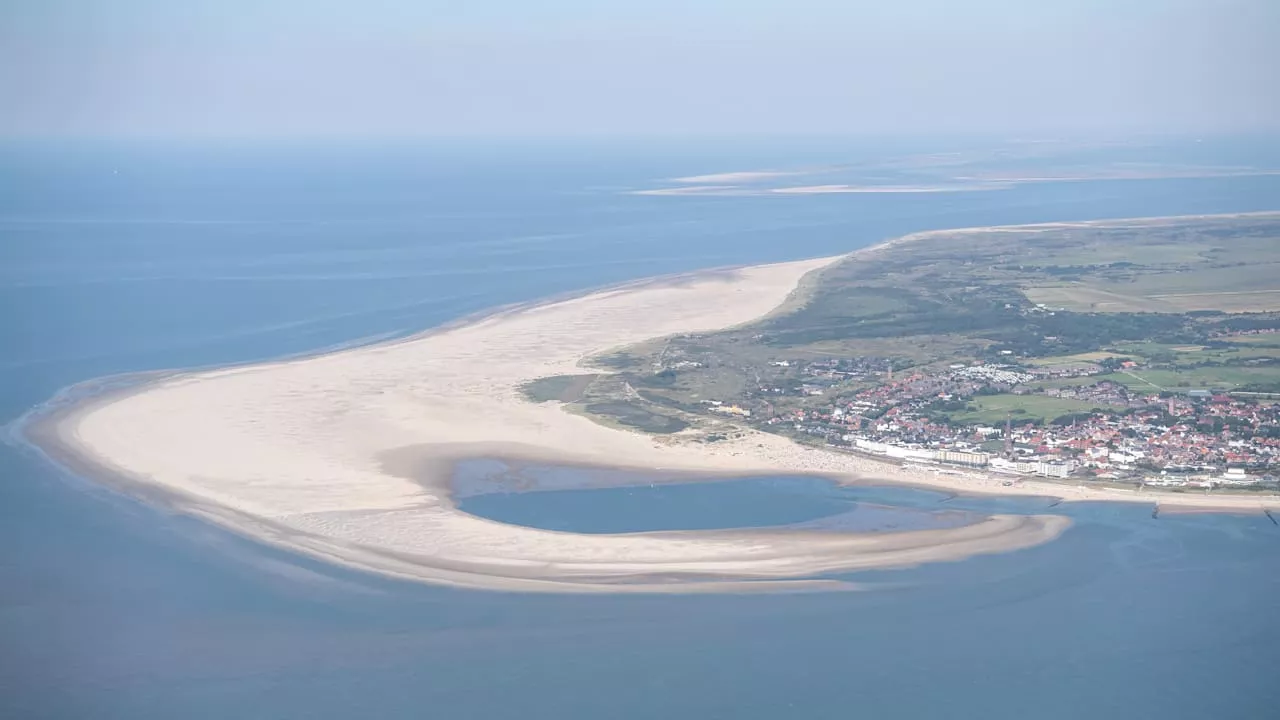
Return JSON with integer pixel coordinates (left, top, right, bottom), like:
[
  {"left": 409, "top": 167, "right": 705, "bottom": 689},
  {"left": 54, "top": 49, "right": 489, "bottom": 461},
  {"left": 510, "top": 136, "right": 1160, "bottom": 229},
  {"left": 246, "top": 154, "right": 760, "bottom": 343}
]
[{"left": 692, "top": 338, "right": 1280, "bottom": 491}]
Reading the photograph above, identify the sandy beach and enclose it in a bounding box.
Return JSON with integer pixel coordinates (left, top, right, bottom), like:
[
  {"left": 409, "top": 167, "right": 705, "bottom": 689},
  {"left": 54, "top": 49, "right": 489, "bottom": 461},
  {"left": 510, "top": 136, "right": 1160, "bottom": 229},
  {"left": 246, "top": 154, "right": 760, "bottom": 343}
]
[{"left": 24, "top": 218, "right": 1280, "bottom": 593}]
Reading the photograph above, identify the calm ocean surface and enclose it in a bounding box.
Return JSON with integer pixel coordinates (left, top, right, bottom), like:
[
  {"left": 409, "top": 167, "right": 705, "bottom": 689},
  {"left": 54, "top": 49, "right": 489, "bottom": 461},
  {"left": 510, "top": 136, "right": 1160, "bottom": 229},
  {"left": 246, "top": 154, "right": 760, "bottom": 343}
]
[
  {"left": 2, "top": 139, "right": 1280, "bottom": 719},
  {"left": 452, "top": 463, "right": 986, "bottom": 534}
]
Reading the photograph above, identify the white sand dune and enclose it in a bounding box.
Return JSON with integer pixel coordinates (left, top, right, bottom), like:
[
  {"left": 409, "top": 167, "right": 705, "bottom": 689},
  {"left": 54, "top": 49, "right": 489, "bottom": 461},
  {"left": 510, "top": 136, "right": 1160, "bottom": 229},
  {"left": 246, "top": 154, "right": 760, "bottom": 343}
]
[{"left": 35, "top": 217, "right": 1279, "bottom": 593}]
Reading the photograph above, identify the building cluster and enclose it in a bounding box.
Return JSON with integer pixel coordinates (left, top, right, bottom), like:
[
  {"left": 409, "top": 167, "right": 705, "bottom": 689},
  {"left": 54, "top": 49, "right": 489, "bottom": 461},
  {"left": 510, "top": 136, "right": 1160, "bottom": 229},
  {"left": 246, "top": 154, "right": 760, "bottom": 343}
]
[
  {"left": 746, "top": 359, "right": 1280, "bottom": 488},
  {"left": 1039, "top": 380, "right": 1141, "bottom": 408},
  {"left": 1025, "top": 362, "right": 1106, "bottom": 380}
]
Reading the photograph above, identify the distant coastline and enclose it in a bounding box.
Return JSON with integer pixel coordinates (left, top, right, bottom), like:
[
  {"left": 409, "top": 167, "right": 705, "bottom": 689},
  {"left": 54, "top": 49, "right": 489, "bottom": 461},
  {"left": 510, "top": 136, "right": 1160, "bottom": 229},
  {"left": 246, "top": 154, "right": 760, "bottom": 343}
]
[
  {"left": 630, "top": 158, "right": 1280, "bottom": 197},
  {"left": 19, "top": 213, "right": 1280, "bottom": 593}
]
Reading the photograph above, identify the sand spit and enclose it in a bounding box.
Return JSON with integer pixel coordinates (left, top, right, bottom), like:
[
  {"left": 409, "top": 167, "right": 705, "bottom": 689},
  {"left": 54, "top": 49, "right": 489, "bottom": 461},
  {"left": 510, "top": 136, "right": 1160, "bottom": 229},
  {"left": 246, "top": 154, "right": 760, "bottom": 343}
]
[
  {"left": 26, "top": 215, "right": 1280, "bottom": 593},
  {"left": 670, "top": 170, "right": 808, "bottom": 184},
  {"left": 630, "top": 183, "right": 995, "bottom": 196},
  {"left": 768, "top": 184, "right": 998, "bottom": 194},
  {"left": 630, "top": 185, "right": 745, "bottom": 197}
]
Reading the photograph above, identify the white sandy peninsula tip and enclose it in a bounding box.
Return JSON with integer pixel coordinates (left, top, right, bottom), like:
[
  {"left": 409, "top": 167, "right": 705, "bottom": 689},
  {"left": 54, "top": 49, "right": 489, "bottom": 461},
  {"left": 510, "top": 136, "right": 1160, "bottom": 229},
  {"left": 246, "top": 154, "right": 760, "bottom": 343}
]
[{"left": 36, "top": 250, "right": 1093, "bottom": 593}]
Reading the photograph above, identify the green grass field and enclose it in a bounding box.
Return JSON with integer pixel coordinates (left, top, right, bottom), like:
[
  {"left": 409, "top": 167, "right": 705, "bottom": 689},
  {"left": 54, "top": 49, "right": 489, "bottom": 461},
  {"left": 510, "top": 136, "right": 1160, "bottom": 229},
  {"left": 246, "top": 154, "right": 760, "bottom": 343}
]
[
  {"left": 1022, "top": 225, "right": 1280, "bottom": 313},
  {"left": 1026, "top": 351, "right": 1135, "bottom": 366},
  {"left": 944, "top": 394, "right": 1112, "bottom": 425},
  {"left": 1171, "top": 347, "right": 1278, "bottom": 366},
  {"left": 1029, "top": 364, "right": 1280, "bottom": 393},
  {"left": 1224, "top": 335, "right": 1280, "bottom": 346},
  {"left": 580, "top": 401, "right": 689, "bottom": 433},
  {"left": 1105, "top": 341, "right": 1277, "bottom": 366},
  {"left": 1108, "top": 341, "right": 1196, "bottom": 356},
  {"left": 521, "top": 374, "right": 598, "bottom": 402},
  {"left": 1108, "top": 366, "right": 1280, "bottom": 391},
  {"left": 1027, "top": 376, "right": 1110, "bottom": 390}
]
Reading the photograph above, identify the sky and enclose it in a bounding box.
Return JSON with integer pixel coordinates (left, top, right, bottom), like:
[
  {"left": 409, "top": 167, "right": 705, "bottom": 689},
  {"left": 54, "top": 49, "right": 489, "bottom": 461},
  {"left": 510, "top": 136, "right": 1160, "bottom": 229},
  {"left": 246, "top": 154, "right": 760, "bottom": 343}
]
[{"left": 2, "top": 0, "right": 1278, "bottom": 138}]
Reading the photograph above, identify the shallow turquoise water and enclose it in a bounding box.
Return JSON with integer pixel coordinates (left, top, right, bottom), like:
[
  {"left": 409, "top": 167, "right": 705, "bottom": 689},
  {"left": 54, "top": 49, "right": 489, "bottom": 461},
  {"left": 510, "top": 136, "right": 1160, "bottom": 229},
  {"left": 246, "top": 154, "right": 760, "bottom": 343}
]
[{"left": 3, "top": 139, "right": 1280, "bottom": 719}]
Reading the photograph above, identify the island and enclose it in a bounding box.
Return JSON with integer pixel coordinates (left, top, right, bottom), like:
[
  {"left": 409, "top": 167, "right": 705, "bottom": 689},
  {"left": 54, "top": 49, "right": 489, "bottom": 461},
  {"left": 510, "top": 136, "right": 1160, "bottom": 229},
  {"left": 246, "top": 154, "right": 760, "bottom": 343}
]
[
  {"left": 567, "top": 212, "right": 1280, "bottom": 498},
  {"left": 22, "top": 212, "right": 1280, "bottom": 593}
]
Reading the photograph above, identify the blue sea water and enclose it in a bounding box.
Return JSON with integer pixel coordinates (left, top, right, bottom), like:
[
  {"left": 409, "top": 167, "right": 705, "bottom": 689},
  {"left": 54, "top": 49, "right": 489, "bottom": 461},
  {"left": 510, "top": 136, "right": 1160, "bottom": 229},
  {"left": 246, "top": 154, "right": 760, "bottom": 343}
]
[
  {"left": 2, "top": 138, "right": 1280, "bottom": 719},
  {"left": 454, "top": 465, "right": 982, "bottom": 534}
]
